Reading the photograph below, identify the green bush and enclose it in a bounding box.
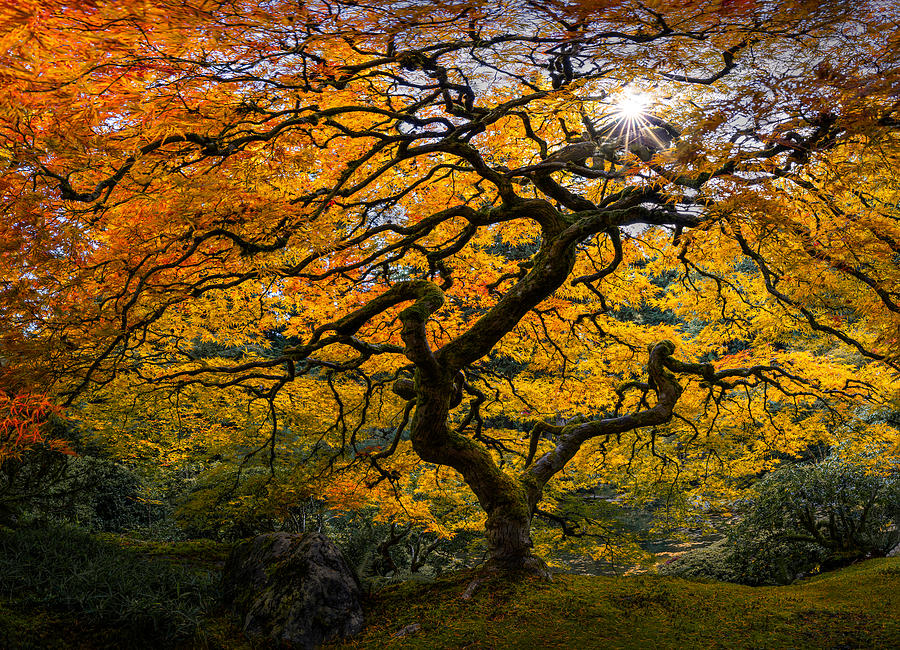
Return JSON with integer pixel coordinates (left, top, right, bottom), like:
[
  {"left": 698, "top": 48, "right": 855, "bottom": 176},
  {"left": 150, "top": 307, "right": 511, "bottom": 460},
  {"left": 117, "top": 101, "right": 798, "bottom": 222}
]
[
  {"left": 0, "top": 525, "right": 218, "bottom": 644},
  {"left": 660, "top": 452, "right": 900, "bottom": 586},
  {"left": 37, "top": 456, "right": 153, "bottom": 532},
  {"left": 658, "top": 534, "right": 825, "bottom": 586},
  {"left": 657, "top": 539, "right": 737, "bottom": 583},
  {"left": 4, "top": 447, "right": 173, "bottom": 536},
  {"left": 0, "top": 443, "right": 70, "bottom": 525},
  {"left": 739, "top": 453, "right": 900, "bottom": 568}
]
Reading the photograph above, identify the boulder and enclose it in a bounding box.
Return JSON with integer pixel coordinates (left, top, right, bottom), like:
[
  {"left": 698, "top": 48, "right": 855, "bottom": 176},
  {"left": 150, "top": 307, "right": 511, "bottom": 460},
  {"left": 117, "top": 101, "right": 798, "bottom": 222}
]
[{"left": 222, "top": 532, "right": 363, "bottom": 649}]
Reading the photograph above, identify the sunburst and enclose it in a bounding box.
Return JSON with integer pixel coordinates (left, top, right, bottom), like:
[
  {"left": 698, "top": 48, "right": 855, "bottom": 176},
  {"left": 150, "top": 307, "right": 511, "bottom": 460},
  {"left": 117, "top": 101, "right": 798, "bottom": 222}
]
[{"left": 616, "top": 92, "right": 649, "bottom": 121}]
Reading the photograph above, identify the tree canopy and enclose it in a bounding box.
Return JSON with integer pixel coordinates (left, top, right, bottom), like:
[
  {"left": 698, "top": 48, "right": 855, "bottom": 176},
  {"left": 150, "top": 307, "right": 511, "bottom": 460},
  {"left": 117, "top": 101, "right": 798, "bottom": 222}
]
[{"left": 2, "top": 0, "right": 900, "bottom": 572}]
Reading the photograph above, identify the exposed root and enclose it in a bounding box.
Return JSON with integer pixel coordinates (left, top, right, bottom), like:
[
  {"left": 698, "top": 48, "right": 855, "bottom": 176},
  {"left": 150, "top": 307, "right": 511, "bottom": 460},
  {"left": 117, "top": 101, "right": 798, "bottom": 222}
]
[{"left": 460, "top": 555, "right": 552, "bottom": 600}]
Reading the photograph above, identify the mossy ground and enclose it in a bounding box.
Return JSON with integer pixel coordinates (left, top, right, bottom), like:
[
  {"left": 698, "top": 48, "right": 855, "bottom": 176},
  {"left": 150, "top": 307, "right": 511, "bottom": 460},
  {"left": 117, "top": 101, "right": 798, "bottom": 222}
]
[
  {"left": 1, "top": 534, "right": 897, "bottom": 649},
  {"left": 333, "top": 558, "right": 900, "bottom": 649}
]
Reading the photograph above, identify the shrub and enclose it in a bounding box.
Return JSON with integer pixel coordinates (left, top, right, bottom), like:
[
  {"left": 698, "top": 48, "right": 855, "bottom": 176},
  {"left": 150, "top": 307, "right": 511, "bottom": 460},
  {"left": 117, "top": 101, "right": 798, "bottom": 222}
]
[
  {"left": 739, "top": 454, "right": 900, "bottom": 568},
  {"left": 660, "top": 452, "right": 900, "bottom": 586},
  {"left": 658, "top": 534, "right": 825, "bottom": 586},
  {"left": 657, "top": 539, "right": 740, "bottom": 583},
  {"left": 3, "top": 444, "right": 173, "bottom": 536},
  {"left": 0, "top": 525, "right": 217, "bottom": 644},
  {"left": 0, "top": 443, "right": 70, "bottom": 525},
  {"left": 35, "top": 455, "right": 153, "bottom": 532}
]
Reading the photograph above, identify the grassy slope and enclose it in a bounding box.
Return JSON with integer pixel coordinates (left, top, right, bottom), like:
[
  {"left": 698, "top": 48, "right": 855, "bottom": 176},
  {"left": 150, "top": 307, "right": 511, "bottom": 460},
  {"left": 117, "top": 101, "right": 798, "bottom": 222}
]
[{"left": 334, "top": 558, "right": 900, "bottom": 649}]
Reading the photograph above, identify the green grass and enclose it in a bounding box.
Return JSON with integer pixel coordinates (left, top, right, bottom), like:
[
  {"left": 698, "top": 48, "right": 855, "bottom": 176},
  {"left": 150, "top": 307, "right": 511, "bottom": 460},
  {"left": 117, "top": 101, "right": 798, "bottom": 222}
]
[{"left": 331, "top": 558, "right": 900, "bottom": 649}]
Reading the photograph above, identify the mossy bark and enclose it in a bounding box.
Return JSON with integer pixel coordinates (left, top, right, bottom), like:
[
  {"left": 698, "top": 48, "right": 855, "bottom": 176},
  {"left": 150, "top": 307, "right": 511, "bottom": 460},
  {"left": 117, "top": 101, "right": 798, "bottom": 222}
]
[
  {"left": 406, "top": 367, "right": 547, "bottom": 574},
  {"left": 392, "top": 200, "right": 576, "bottom": 576},
  {"left": 390, "top": 200, "right": 687, "bottom": 577}
]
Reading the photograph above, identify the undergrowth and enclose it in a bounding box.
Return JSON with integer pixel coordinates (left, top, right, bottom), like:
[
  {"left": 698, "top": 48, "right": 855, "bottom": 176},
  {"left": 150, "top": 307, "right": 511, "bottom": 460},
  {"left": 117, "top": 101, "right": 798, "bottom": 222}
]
[{"left": 0, "top": 525, "right": 219, "bottom": 647}]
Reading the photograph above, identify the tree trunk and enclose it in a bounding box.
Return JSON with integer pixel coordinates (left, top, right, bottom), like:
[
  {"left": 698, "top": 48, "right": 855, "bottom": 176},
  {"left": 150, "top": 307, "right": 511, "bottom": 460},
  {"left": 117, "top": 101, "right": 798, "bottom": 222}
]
[
  {"left": 404, "top": 365, "right": 552, "bottom": 579},
  {"left": 484, "top": 506, "right": 550, "bottom": 577}
]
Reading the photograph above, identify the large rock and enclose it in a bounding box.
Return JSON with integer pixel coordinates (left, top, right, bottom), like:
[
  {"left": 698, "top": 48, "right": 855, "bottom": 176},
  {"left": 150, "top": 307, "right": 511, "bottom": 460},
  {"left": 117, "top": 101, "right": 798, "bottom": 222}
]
[{"left": 222, "top": 532, "right": 363, "bottom": 649}]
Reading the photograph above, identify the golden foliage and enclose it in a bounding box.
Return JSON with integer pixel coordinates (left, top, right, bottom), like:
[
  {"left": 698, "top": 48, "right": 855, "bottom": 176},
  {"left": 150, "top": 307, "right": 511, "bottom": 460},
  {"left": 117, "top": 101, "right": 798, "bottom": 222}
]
[{"left": 2, "top": 0, "right": 899, "bottom": 553}]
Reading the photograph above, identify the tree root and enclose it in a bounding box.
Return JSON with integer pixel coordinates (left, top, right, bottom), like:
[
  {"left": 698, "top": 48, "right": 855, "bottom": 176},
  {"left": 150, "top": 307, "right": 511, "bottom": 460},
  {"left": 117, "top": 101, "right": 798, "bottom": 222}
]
[{"left": 460, "top": 556, "right": 552, "bottom": 600}]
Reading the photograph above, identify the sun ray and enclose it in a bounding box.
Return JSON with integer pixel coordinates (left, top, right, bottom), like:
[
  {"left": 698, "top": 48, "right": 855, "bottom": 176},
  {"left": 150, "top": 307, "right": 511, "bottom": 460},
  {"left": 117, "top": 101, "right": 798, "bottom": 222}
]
[{"left": 616, "top": 92, "right": 648, "bottom": 121}]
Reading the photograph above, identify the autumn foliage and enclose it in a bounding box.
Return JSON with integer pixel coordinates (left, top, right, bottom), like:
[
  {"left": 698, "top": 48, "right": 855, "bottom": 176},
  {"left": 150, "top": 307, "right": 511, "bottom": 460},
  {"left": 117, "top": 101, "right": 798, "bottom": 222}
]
[
  {"left": 1, "top": 0, "right": 899, "bottom": 569},
  {"left": 0, "top": 392, "right": 64, "bottom": 460}
]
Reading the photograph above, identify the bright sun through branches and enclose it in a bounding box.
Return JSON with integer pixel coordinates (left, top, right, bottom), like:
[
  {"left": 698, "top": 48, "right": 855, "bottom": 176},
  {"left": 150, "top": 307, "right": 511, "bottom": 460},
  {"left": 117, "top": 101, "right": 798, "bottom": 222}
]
[{"left": 615, "top": 93, "right": 649, "bottom": 120}]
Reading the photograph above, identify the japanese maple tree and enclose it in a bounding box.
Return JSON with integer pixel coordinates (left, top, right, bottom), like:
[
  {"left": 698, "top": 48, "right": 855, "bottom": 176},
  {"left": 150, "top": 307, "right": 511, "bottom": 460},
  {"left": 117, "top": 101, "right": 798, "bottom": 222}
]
[{"left": 2, "top": 0, "right": 899, "bottom": 573}]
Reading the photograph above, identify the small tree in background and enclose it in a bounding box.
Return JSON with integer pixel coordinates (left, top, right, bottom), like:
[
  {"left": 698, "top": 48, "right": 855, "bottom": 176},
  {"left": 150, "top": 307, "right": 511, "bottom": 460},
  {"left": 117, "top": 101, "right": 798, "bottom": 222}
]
[{"left": 739, "top": 453, "right": 900, "bottom": 568}]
